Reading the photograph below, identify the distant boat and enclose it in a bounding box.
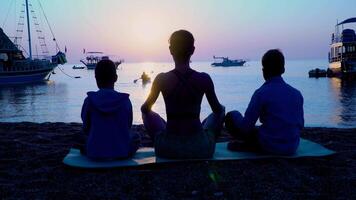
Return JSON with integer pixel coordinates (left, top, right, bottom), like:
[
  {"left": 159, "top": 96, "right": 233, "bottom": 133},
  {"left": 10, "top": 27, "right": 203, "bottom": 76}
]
[
  {"left": 328, "top": 17, "right": 356, "bottom": 77},
  {"left": 211, "top": 56, "right": 246, "bottom": 67},
  {"left": 72, "top": 65, "right": 85, "bottom": 69},
  {"left": 80, "top": 52, "right": 123, "bottom": 70},
  {"left": 0, "top": 0, "right": 66, "bottom": 84},
  {"left": 308, "top": 68, "right": 327, "bottom": 78}
]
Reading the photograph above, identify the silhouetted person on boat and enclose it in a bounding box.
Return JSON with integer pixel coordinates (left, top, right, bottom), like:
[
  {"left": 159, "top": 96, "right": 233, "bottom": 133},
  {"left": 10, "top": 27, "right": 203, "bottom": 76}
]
[
  {"left": 141, "top": 30, "right": 225, "bottom": 159},
  {"left": 225, "top": 49, "right": 304, "bottom": 155},
  {"left": 80, "top": 59, "right": 140, "bottom": 159}
]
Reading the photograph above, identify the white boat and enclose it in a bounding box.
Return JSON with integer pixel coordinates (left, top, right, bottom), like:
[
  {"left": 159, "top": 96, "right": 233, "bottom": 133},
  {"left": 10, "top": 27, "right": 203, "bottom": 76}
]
[
  {"left": 328, "top": 17, "right": 356, "bottom": 77},
  {"left": 0, "top": 0, "right": 66, "bottom": 85},
  {"left": 80, "top": 52, "right": 123, "bottom": 70},
  {"left": 211, "top": 56, "right": 246, "bottom": 67}
]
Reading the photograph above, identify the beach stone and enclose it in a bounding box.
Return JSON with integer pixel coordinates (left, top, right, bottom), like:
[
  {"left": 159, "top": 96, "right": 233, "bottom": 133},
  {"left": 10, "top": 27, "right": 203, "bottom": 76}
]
[
  {"left": 0, "top": 123, "right": 355, "bottom": 199},
  {"left": 214, "top": 191, "right": 224, "bottom": 197}
]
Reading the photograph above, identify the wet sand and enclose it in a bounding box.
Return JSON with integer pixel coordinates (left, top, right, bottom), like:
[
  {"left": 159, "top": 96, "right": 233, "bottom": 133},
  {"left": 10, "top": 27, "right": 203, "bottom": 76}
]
[{"left": 0, "top": 122, "right": 355, "bottom": 199}]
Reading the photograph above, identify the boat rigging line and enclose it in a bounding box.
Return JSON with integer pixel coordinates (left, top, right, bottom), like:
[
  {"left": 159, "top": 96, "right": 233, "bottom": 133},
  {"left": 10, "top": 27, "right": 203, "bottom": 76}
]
[
  {"left": 57, "top": 66, "right": 81, "bottom": 79},
  {"left": 2, "top": 0, "right": 15, "bottom": 28},
  {"left": 36, "top": 0, "right": 61, "bottom": 52},
  {"left": 35, "top": 0, "right": 79, "bottom": 79}
]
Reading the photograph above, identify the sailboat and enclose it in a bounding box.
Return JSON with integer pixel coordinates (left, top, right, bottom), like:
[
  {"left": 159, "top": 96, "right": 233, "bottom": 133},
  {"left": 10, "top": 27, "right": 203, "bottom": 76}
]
[{"left": 0, "top": 0, "right": 66, "bottom": 84}]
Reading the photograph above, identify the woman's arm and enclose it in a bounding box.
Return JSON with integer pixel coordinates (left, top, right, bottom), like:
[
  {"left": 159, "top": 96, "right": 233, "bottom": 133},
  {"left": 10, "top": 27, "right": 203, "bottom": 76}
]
[
  {"left": 141, "top": 73, "right": 162, "bottom": 114},
  {"left": 204, "top": 73, "right": 224, "bottom": 114}
]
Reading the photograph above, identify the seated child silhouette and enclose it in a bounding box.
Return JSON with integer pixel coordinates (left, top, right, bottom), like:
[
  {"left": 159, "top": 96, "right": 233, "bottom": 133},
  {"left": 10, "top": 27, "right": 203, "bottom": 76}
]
[{"left": 81, "top": 59, "right": 140, "bottom": 160}]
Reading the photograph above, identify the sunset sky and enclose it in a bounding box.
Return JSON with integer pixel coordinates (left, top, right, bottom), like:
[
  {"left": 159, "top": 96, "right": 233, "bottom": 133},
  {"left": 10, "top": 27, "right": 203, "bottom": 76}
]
[{"left": 1, "top": 0, "right": 356, "bottom": 62}]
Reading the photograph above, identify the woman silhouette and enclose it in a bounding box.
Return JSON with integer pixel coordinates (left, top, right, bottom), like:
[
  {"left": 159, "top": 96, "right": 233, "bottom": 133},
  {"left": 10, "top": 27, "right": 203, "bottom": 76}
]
[{"left": 141, "top": 30, "right": 225, "bottom": 159}]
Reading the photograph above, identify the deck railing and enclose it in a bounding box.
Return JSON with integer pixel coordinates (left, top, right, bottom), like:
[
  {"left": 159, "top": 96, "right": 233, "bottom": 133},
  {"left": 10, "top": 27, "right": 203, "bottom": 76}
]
[{"left": 330, "top": 53, "right": 356, "bottom": 63}]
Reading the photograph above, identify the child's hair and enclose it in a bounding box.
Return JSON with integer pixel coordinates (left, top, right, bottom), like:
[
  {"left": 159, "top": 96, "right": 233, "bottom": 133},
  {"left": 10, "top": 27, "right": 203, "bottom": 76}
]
[{"left": 95, "top": 59, "right": 117, "bottom": 86}]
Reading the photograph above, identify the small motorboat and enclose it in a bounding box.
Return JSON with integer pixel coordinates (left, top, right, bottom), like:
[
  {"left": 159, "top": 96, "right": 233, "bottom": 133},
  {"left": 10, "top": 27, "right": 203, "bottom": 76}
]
[
  {"left": 72, "top": 65, "right": 85, "bottom": 69},
  {"left": 308, "top": 68, "right": 327, "bottom": 78},
  {"left": 211, "top": 56, "right": 246, "bottom": 67}
]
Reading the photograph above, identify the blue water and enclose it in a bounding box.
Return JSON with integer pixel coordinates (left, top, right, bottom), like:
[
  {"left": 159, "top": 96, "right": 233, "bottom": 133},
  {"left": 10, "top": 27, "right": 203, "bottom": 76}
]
[{"left": 0, "top": 60, "right": 355, "bottom": 128}]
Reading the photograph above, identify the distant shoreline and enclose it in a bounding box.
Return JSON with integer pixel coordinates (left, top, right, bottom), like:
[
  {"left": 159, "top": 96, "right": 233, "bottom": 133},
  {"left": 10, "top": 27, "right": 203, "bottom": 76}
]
[{"left": 0, "top": 122, "right": 355, "bottom": 199}]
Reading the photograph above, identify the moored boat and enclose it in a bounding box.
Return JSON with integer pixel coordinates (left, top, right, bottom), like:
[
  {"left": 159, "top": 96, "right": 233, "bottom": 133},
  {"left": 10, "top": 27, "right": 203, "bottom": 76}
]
[
  {"left": 308, "top": 68, "right": 327, "bottom": 78},
  {"left": 211, "top": 56, "right": 246, "bottom": 67},
  {"left": 328, "top": 17, "right": 356, "bottom": 77},
  {"left": 72, "top": 65, "right": 85, "bottom": 69},
  {"left": 80, "top": 52, "right": 123, "bottom": 70},
  {"left": 0, "top": 0, "right": 66, "bottom": 85}
]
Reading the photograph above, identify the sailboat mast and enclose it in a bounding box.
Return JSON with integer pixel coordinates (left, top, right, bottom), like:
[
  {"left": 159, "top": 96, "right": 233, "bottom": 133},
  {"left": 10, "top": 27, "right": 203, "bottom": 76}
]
[{"left": 25, "top": 0, "right": 32, "bottom": 59}]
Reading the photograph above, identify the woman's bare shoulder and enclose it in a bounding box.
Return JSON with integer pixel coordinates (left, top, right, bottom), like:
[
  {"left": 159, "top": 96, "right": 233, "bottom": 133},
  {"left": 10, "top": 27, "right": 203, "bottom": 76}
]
[
  {"left": 153, "top": 71, "right": 177, "bottom": 87},
  {"left": 193, "top": 71, "right": 212, "bottom": 83}
]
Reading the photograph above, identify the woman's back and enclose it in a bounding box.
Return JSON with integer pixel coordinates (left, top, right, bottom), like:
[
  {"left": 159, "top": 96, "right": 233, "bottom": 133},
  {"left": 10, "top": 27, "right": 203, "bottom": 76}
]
[
  {"left": 142, "top": 66, "right": 223, "bottom": 135},
  {"left": 159, "top": 68, "right": 206, "bottom": 134}
]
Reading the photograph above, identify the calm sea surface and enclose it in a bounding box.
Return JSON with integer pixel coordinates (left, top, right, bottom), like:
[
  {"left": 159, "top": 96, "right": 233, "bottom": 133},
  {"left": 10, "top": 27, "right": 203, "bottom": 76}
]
[{"left": 0, "top": 60, "right": 355, "bottom": 128}]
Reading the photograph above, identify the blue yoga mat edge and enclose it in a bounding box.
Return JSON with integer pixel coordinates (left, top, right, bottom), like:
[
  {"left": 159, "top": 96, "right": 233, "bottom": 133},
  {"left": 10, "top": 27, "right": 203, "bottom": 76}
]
[{"left": 63, "top": 139, "right": 335, "bottom": 169}]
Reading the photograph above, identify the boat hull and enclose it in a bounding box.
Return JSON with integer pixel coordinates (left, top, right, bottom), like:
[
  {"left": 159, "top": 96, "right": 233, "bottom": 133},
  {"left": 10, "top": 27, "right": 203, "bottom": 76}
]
[
  {"left": 86, "top": 64, "right": 96, "bottom": 70},
  {"left": 211, "top": 61, "right": 246, "bottom": 67},
  {"left": 328, "top": 60, "right": 356, "bottom": 77},
  {"left": 0, "top": 68, "right": 54, "bottom": 84}
]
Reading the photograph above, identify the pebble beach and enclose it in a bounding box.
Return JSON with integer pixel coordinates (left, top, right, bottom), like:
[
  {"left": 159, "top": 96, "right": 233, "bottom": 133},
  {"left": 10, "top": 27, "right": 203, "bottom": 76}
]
[{"left": 0, "top": 122, "right": 355, "bottom": 199}]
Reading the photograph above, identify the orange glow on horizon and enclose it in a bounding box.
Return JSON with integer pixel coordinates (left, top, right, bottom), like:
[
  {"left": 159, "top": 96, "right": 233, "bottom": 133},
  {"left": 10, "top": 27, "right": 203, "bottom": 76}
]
[{"left": 119, "top": 11, "right": 172, "bottom": 60}]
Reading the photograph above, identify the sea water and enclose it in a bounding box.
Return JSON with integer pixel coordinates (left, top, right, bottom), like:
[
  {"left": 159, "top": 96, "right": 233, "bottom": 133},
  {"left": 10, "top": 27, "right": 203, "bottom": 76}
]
[{"left": 0, "top": 60, "right": 355, "bottom": 128}]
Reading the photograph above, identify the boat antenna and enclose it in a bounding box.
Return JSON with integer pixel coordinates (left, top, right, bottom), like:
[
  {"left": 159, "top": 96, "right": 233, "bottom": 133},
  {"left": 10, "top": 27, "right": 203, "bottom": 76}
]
[
  {"left": 336, "top": 19, "right": 339, "bottom": 42},
  {"left": 36, "top": 0, "right": 61, "bottom": 52},
  {"left": 25, "top": 0, "right": 33, "bottom": 59}
]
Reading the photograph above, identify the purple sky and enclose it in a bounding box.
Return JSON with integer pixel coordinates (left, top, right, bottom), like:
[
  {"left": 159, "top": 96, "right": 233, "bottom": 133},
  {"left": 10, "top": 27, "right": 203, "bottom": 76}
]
[{"left": 1, "top": 0, "right": 356, "bottom": 62}]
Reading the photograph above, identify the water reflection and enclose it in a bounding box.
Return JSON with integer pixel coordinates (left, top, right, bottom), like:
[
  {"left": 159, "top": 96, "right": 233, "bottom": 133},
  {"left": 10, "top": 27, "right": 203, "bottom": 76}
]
[
  {"left": 0, "top": 81, "right": 69, "bottom": 122},
  {"left": 329, "top": 78, "right": 356, "bottom": 126},
  {"left": 0, "top": 61, "right": 355, "bottom": 127}
]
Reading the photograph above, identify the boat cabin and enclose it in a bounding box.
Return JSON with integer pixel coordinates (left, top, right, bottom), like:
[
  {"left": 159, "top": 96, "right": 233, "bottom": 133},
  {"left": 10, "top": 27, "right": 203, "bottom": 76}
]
[
  {"left": 329, "top": 29, "right": 356, "bottom": 63},
  {"left": 328, "top": 17, "right": 356, "bottom": 76},
  {"left": 85, "top": 52, "right": 104, "bottom": 65}
]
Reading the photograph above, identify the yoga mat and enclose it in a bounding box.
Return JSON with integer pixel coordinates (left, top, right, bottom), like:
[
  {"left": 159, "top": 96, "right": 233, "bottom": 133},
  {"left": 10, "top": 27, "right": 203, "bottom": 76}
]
[{"left": 63, "top": 138, "right": 335, "bottom": 168}]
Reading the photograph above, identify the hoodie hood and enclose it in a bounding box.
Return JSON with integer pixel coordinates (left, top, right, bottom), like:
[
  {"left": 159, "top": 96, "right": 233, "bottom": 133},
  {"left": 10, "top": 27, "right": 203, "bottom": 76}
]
[{"left": 87, "top": 89, "right": 130, "bottom": 113}]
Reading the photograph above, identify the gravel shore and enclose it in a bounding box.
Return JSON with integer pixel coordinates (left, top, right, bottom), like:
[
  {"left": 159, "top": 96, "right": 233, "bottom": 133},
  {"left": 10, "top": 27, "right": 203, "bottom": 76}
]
[{"left": 0, "top": 122, "right": 355, "bottom": 199}]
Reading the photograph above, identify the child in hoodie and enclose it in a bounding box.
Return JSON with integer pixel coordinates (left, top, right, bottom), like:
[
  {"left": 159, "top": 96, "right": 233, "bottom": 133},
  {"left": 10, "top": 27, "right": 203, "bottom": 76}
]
[{"left": 81, "top": 59, "right": 140, "bottom": 160}]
